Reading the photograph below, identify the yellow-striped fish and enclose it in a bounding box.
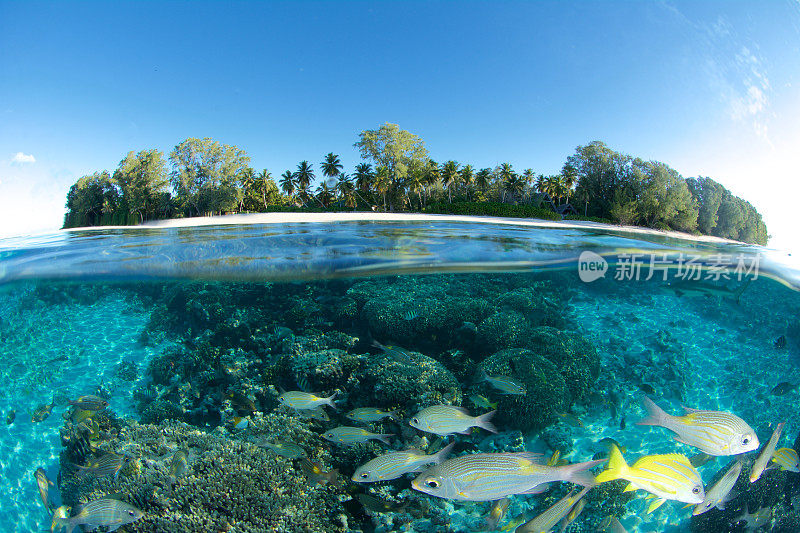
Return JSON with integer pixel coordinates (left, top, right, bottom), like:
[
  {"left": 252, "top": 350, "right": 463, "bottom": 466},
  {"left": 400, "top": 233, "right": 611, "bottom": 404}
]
[
  {"left": 547, "top": 450, "right": 566, "bottom": 467},
  {"left": 411, "top": 453, "right": 602, "bottom": 501},
  {"left": 321, "top": 426, "right": 393, "bottom": 445},
  {"left": 482, "top": 497, "right": 510, "bottom": 531},
  {"left": 750, "top": 422, "right": 784, "bottom": 482},
  {"left": 346, "top": 407, "right": 400, "bottom": 423},
  {"left": 54, "top": 498, "right": 143, "bottom": 533},
  {"left": 73, "top": 453, "right": 125, "bottom": 480},
  {"left": 559, "top": 494, "right": 587, "bottom": 532},
  {"left": 515, "top": 486, "right": 590, "bottom": 533},
  {"left": 50, "top": 506, "right": 71, "bottom": 533},
  {"left": 693, "top": 460, "right": 742, "bottom": 515},
  {"left": 771, "top": 447, "right": 800, "bottom": 472},
  {"left": 35, "top": 467, "right": 54, "bottom": 510},
  {"left": 409, "top": 405, "right": 497, "bottom": 436},
  {"left": 278, "top": 390, "right": 338, "bottom": 411},
  {"left": 479, "top": 370, "right": 527, "bottom": 395},
  {"left": 636, "top": 397, "right": 758, "bottom": 456},
  {"left": 595, "top": 445, "right": 704, "bottom": 513},
  {"left": 352, "top": 442, "right": 455, "bottom": 482},
  {"left": 469, "top": 394, "right": 498, "bottom": 411}
]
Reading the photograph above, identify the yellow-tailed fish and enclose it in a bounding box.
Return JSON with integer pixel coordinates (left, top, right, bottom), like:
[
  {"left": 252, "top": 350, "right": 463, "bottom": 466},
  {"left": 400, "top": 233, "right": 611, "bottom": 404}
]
[
  {"left": 599, "top": 437, "right": 627, "bottom": 454},
  {"left": 54, "top": 498, "right": 143, "bottom": 533},
  {"left": 556, "top": 413, "right": 583, "bottom": 428},
  {"left": 230, "top": 416, "right": 249, "bottom": 430},
  {"left": 352, "top": 442, "right": 455, "bottom": 482},
  {"left": 169, "top": 449, "right": 188, "bottom": 478},
  {"left": 750, "top": 422, "right": 784, "bottom": 482},
  {"left": 74, "top": 452, "right": 125, "bottom": 480},
  {"left": 32, "top": 400, "right": 55, "bottom": 423},
  {"left": 345, "top": 407, "right": 400, "bottom": 423},
  {"left": 546, "top": 450, "right": 563, "bottom": 467},
  {"left": 50, "top": 505, "right": 71, "bottom": 533},
  {"left": 636, "top": 397, "right": 758, "bottom": 456},
  {"left": 409, "top": 405, "right": 497, "bottom": 436},
  {"left": 599, "top": 516, "right": 628, "bottom": 533},
  {"left": 469, "top": 394, "right": 498, "bottom": 411},
  {"left": 277, "top": 390, "right": 338, "bottom": 411},
  {"left": 595, "top": 444, "right": 704, "bottom": 513},
  {"left": 559, "top": 494, "right": 587, "bottom": 532},
  {"left": 299, "top": 458, "right": 339, "bottom": 486},
  {"left": 298, "top": 406, "right": 330, "bottom": 422},
  {"left": 321, "top": 426, "right": 393, "bottom": 445},
  {"left": 411, "top": 452, "right": 602, "bottom": 501},
  {"left": 770, "top": 447, "right": 800, "bottom": 472},
  {"left": 256, "top": 439, "right": 305, "bottom": 459},
  {"left": 35, "top": 467, "right": 54, "bottom": 510},
  {"left": 479, "top": 370, "right": 527, "bottom": 395},
  {"left": 693, "top": 460, "right": 742, "bottom": 515},
  {"left": 515, "top": 486, "right": 590, "bottom": 533},
  {"left": 481, "top": 497, "right": 510, "bottom": 531}
]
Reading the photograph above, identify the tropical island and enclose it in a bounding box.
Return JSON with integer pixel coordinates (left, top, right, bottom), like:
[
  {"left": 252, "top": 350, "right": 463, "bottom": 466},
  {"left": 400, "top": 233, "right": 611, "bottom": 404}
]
[{"left": 62, "top": 123, "right": 768, "bottom": 246}]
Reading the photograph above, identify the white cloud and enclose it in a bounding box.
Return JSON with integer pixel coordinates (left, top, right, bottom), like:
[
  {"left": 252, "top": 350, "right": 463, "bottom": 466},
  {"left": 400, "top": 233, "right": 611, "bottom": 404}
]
[{"left": 11, "top": 152, "right": 36, "bottom": 164}]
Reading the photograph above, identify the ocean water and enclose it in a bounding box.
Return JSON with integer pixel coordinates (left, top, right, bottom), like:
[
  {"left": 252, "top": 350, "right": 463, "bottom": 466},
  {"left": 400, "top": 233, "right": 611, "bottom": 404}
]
[{"left": 1, "top": 214, "right": 799, "bottom": 533}]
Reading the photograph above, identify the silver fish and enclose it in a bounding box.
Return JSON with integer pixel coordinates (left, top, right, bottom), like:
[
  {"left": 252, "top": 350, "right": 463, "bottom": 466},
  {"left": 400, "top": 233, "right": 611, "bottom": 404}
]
[
  {"left": 277, "top": 390, "right": 337, "bottom": 411},
  {"left": 256, "top": 439, "right": 305, "bottom": 459},
  {"left": 35, "top": 467, "right": 54, "bottom": 510},
  {"left": 636, "top": 397, "right": 758, "bottom": 456},
  {"left": 352, "top": 443, "right": 455, "bottom": 482},
  {"left": 479, "top": 370, "right": 526, "bottom": 395},
  {"left": 516, "top": 486, "right": 590, "bottom": 532},
  {"left": 55, "top": 498, "right": 143, "bottom": 533},
  {"left": 693, "top": 460, "right": 742, "bottom": 515},
  {"left": 411, "top": 452, "right": 601, "bottom": 501},
  {"left": 321, "top": 426, "right": 393, "bottom": 445},
  {"left": 345, "top": 407, "right": 400, "bottom": 423},
  {"left": 750, "top": 422, "right": 784, "bottom": 482},
  {"left": 409, "top": 405, "right": 497, "bottom": 436}
]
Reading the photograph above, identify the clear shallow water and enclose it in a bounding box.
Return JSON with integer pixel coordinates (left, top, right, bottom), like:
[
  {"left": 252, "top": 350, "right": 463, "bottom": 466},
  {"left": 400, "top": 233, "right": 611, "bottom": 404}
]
[{"left": 1, "top": 217, "right": 799, "bottom": 533}]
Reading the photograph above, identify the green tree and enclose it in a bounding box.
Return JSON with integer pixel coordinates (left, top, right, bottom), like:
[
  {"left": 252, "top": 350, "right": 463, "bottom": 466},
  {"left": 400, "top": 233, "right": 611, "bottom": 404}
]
[
  {"left": 460, "top": 164, "right": 475, "bottom": 199},
  {"left": 321, "top": 153, "right": 343, "bottom": 180},
  {"left": 293, "top": 161, "right": 315, "bottom": 204},
  {"left": 64, "top": 171, "right": 120, "bottom": 227},
  {"left": 474, "top": 168, "right": 492, "bottom": 197},
  {"left": 279, "top": 170, "right": 296, "bottom": 200},
  {"left": 113, "top": 149, "right": 169, "bottom": 222},
  {"left": 567, "top": 141, "right": 635, "bottom": 219},
  {"left": 686, "top": 177, "right": 725, "bottom": 234},
  {"left": 169, "top": 137, "right": 251, "bottom": 216},
  {"left": 335, "top": 173, "right": 357, "bottom": 209},
  {"left": 441, "top": 160, "right": 460, "bottom": 203},
  {"left": 636, "top": 162, "right": 698, "bottom": 231},
  {"left": 354, "top": 123, "right": 429, "bottom": 210},
  {"left": 244, "top": 169, "right": 280, "bottom": 211}
]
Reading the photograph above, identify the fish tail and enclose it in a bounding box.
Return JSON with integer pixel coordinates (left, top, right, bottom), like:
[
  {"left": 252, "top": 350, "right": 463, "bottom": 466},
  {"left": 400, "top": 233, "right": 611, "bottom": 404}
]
[
  {"left": 595, "top": 444, "right": 628, "bottom": 484},
  {"left": 389, "top": 409, "right": 401, "bottom": 421},
  {"left": 62, "top": 518, "right": 76, "bottom": 533},
  {"left": 636, "top": 396, "right": 668, "bottom": 427},
  {"left": 377, "top": 433, "right": 395, "bottom": 444},
  {"left": 431, "top": 442, "right": 456, "bottom": 464},
  {"left": 734, "top": 277, "right": 751, "bottom": 304},
  {"left": 475, "top": 410, "right": 498, "bottom": 434},
  {"left": 564, "top": 459, "right": 605, "bottom": 487},
  {"left": 324, "top": 391, "right": 338, "bottom": 411}
]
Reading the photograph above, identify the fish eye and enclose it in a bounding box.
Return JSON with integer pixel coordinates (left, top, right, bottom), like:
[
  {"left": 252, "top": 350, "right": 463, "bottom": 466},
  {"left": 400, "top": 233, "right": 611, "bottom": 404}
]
[
  {"left": 741, "top": 436, "right": 751, "bottom": 444},
  {"left": 360, "top": 472, "right": 370, "bottom": 479},
  {"left": 127, "top": 510, "right": 135, "bottom": 516},
  {"left": 411, "top": 418, "right": 419, "bottom": 425},
  {"left": 692, "top": 486, "right": 702, "bottom": 494},
  {"left": 425, "top": 478, "right": 439, "bottom": 489}
]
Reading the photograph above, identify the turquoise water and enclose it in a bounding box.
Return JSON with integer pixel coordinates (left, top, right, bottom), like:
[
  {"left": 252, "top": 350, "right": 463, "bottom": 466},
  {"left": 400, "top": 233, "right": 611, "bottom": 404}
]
[{"left": 1, "top": 217, "right": 799, "bottom": 532}]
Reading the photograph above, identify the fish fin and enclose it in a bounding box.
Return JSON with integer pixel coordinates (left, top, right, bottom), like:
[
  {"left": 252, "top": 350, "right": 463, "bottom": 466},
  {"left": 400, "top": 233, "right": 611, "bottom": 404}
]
[
  {"left": 647, "top": 498, "right": 666, "bottom": 513},
  {"left": 451, "top": 406, "right": 472, "bottom": 414},
  {"left": 563, "top": 459, "right": 605, "bottom": 487},
  {"left": 636, "top": 397, "right": 669, "bottom": 427},
  {"left": 430, "top": 442, "right": 456, "bottom": 464},
  {"left": 519, "top": 482, "right": 552, "bottom": 494},
  {"left": 623, "top": 483, "right": 637, "bottom": 493},
  {"left": 377, "top": 434, "right": 394, "bottom": 445},
  {"left": 388, "top": 410, "right": 401, "bottom": 421},
  {"left": 324, "top": 391, "right": 339, "bottom": 411},
  {"left": 733, "top": 277, "right": 751, "bottom": 304},
  {"left": 681, "top": 405, "right": 701, "bottom": 414},
  {"left": 458, "top": 428, "right": 473, "bottom": 435},
  {"left": 278, "top": 386, "right": 287, "bottom": 394},
  {"left": 595, "top": 444, "right": 627, "bottom": 484},
  {"left": 475, "top": 410, "right": 498, "bottom": 434},
  {"left": 674, "top": 289, "right": 685, "bottom": 297}
]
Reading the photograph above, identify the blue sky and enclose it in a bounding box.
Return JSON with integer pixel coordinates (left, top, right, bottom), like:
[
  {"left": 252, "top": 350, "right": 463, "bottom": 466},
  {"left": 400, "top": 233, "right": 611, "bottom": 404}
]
[{"left": 1, "top": 1, "right": 799, "bottom": 249}]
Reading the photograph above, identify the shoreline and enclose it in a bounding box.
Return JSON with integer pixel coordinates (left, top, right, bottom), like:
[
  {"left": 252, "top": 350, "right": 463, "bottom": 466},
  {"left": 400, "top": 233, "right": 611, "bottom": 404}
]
[{"left": 62, "top": 211, "right": 743, "bottom": 246}]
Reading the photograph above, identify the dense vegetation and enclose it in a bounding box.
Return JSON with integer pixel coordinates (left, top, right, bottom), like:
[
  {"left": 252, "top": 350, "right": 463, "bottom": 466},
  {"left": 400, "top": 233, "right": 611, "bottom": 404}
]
[{"left": 63, "top": 123, "right": 768, "bottom": 245}]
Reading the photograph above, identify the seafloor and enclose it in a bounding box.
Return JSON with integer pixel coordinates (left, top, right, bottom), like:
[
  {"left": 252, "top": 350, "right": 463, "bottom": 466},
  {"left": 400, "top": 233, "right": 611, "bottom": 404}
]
[{"left": 1, "top": 272, "right": 799, "bottom": 532}]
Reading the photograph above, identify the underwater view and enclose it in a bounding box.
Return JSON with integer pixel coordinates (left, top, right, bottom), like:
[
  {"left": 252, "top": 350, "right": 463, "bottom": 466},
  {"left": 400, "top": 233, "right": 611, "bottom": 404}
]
[{"left": 1, "top": 216, "right": 800, "bottom": 533}]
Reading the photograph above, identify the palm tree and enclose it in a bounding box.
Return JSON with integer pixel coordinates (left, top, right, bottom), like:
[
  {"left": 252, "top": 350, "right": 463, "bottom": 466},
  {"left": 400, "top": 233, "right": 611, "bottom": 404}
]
[
  {"left": 460, "top": 164, "right": 474, "bottom": 200},
  {"left": 256, "top": 168, "right": 273, "bottom": 210},
  {"left": 279, "top": 170, "right": 296, "bottom": 200},
  {"left": 441, "top": 160, "right": 460, "bottom": 203},
  {"left": 405, "top": 167, "right": 424, "bottom": 209},
  {"left": 354, "top": 163, "right": 374, "bottom": 194},
  {"left": 315, "top": 180, "right": 335, "bottom": 207},
  {"left": 293, "top": 161, "right": 315, "bottom": 204},
  {"left": 321, "top": 153, "right": 343, "bottom": 180},
  {"left": 423, "top": 159, "right": 440, "bottom": 204},
  {"left": 474, "top": 168, "right": 492, "bottom": 198},
  {"left": 561, "top": 162, "right": 578, "bottom": 205},
  {"left": 498, "top": 163, "right": 516, "bottom": 202},
  {"left": 374, "top": 166, "right": 391, "bottom": 210},
  {"left": 237, "top": 167, "right": 255, "bottom": 212},
  {"left": 335, "top": 173, "right": 357, "bottom": 209}
]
